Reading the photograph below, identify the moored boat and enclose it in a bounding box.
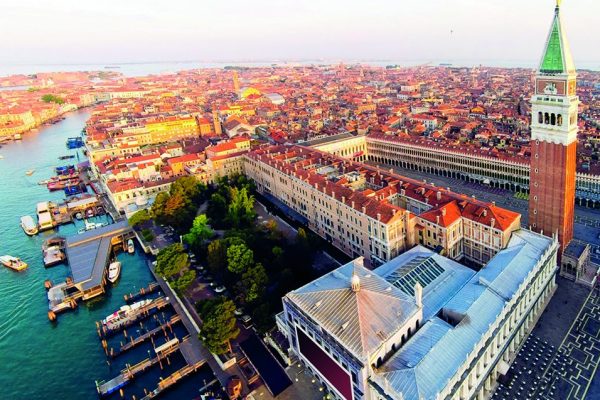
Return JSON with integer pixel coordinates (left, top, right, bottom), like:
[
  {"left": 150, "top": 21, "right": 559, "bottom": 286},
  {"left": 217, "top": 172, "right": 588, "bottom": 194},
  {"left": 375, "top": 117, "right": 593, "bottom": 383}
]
[
  {"left": 47, "top": 178, "right": 80, "bottom": 191},
  {"left": 101, "top": 299, "right": 152, "bottom": 330},
  {"left": 127, "top": 239, "right": 135, "bottom": 254},
  {"left": 77, "top": 219, "right": 107, "bottom": 234},
  {"left": 20, "top": 215, "right": 38, "bottom": 235},
  {"left": 25, "top": 169, "right": 35, "bottom": 176},
  {"left": 107, "top": 261, "right": 121, "bottom": 283},
  {"left": 0, "top": 255, "right": 28, "bottom": 271}
]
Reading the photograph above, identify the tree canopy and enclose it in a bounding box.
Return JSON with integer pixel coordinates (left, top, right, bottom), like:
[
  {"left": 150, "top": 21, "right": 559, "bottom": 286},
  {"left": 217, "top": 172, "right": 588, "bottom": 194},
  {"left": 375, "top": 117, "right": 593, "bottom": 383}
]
[
  {"left": 226, "top": 187, "right": 256, "bottom": 228},
  {"left": 196, "top": 297, "right": 240, "bottom": 355},
  {"left": 172, "top": 269, "right": 196, "bottom": 293},
  {"left": 150, "top": 176, "right": 207, "bottom": 232},
  {"left": 227, "top": 242, "right": 254, "bottom": 274},
  {"left": 41, "top": 94, "right": 65, "bottom": 104},
  {"left": 128, "top": 209, "right": 152, "bottom": 227},
  {"left": 207, "top": 239, "right": 227, "bottom": 276},
  {"left": 183, "top": 214, "right": 213, "bottom": 250},
  {"left": 155, "top": 243, "right": 189, "bottom": 278},
  {"left": 241, "top": 263, "right": 268, "bottom": 303}
]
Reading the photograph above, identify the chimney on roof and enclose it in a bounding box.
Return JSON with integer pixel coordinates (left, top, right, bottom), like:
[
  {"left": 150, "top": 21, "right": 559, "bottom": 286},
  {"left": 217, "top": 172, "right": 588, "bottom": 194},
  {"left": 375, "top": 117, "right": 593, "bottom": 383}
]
[
  {"left": 442, "top": 208, "right": 447, "bottom": 217},
  {"left": 352, "top": 201, "right": 355, "bottom": 209},
  {"left": 351, "top": 273, "right": 361, "bottom": 292},
  {"left": 377, "top": 213, "right": 381, "bottom": 221},
  {"left": 492, "top": 201, "right": 496, "bottom": 206},
  {"left": 437, "top": 191, "right": 441, "bottom": 201},
  {"left": 483, "top": 209, "right": 487, "bottom": 217},
  {"left": 436, "top": 215, "right": 440, "bottom": 225},
  {"left": 362, "top": 206, "right": 366, "bottom": 213},
  {"left": 491, "top": 218, "right": 495, "bottom": 229},
  {"left": 415, "top": 282, "right": 423, "bottom": 308},
  {"left": 342, "top": 196, "right": 346, "bottom": 203}
]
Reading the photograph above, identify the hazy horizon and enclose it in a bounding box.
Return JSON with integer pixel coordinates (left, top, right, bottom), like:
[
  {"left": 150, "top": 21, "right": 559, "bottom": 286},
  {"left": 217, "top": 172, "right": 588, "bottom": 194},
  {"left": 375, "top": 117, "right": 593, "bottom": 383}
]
[{"left": 1, "top": 0, "right": 599, "bottom": 70}]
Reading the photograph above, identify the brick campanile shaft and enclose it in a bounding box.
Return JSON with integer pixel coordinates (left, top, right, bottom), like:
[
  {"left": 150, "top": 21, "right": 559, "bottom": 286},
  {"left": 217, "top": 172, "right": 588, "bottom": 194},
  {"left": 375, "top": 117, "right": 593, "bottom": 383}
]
[{"left": 528, "top": 1, "right": 578, "bottom": 255}]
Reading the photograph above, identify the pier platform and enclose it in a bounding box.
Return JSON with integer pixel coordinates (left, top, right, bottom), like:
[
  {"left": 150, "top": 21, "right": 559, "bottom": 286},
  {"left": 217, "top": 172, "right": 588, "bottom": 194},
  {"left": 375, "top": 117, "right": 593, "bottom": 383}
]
[
  {"left": 97, "top": 296, "right": 171, "bottom": 339},
  {"left": 107, "top": 314, "right": 182, "bottom": 358},
  {"left": 96, "top": 336, "right": 183, "bottom": 397},
  {"left": 65, "top": 220, "right": 132, "bottom": 300}
]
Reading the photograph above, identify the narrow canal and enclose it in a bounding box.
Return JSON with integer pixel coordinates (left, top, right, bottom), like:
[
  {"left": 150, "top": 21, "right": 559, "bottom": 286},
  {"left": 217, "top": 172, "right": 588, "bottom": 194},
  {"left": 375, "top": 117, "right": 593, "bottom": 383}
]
[{"left": 0, "top": 110, "right": 211, "bottom": 399}]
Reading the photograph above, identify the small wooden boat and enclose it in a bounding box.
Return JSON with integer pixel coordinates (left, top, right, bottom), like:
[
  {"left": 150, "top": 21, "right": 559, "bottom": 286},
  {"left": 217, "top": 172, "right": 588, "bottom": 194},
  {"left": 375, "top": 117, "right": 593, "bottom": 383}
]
[
  {"left": 107, "top": 261, "right": 121, "bottom": 283},
  {"left": 0, "top": 255, "right": 28, "bottom": 271},
  {"left": 25, "top": 169, "right": 35, "bottom": 176}
]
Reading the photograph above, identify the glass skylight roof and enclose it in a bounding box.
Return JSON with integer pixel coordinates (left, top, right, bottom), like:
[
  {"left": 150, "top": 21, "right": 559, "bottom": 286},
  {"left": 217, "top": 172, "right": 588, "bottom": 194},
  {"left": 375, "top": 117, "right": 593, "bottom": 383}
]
[{"left": 385, "top": 256, "right": 445, "bottom": 296}]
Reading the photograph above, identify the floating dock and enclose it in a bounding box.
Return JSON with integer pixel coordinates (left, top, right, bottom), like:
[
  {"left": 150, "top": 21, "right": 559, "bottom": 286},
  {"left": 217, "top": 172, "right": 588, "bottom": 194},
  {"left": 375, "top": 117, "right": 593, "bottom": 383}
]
[
  {"left": 124, "top": 282, "right": 161, "bottom": 304},
  {"left": 35, "top": 195, "right": 105, "bottom": 232},
  {"left": 95, "top": 336, "right": 185, "bottom": 397},
  {"left": 96, "top": 296, "right": 171, "bottom": 339},
  {"left": 42, "top": 237, "right": 66, "bottom": 267},
  {"left": 140, "top": 361, "right": 210, "bottom": 400},
  {"left": 104, "top": 314, "right": 182, "bottom": 358}
]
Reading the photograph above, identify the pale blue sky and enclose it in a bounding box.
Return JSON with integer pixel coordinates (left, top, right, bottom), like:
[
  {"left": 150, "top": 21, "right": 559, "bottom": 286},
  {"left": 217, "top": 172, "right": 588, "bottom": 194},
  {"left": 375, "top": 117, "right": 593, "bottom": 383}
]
[{"left": 0, "top": 0, "right": 598, "bottom": 67}]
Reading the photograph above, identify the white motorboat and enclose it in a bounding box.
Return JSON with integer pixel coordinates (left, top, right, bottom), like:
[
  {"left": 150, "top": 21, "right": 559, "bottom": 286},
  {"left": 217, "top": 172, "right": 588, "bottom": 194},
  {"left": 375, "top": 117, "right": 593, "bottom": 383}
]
[
  {"left": 127, "top": 239, "right": 135, "bottom": 254},
  {"left": 107, "top": 261, "right": 121, "bottom": 283},
  {"left": 77, "top": 219, "right": 107, "bottom": 234},
  {"left": 20, "top": 215, "right": 38, "bottom": 236},
  {"left": 101, "top": 299, "right": 152, "bottom": 330}
]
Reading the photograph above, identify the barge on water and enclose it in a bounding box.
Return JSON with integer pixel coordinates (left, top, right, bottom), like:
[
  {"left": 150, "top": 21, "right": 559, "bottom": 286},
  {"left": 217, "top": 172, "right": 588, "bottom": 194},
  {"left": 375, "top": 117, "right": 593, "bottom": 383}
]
[{"left": 42, "top": 237, "right": 66, "bottom": 267}]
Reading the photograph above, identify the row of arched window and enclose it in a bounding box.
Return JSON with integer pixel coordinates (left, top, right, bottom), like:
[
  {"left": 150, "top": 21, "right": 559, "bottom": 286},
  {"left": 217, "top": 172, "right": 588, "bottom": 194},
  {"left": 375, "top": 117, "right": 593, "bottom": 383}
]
[{"left": 537, "top": 112, "right": 563, "bottom": 126}]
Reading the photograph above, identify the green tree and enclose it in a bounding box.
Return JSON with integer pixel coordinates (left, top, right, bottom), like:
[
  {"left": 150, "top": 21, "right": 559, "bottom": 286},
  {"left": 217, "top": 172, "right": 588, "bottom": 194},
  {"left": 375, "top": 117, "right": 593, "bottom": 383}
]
[
  {"left": 252, "top": 302, "right": 274, "bottom": 333},
  {"left": 170, "top": 176, "right": 204, "bottom": 203},
  {"left": 128, "top": 209, "right": 152, "bottom": 227},
  {"left": 207, "top": 192, "right": 227, "bottom": 225},
  {"left": 207, "top": 239, "right": 227, "bottom": 275},
  {"left": 155, "top": 243, "right": 189, "bottom": 278},
  {"left": 151, "top": 192, "right": 170, "bottom": 223},
  {"left": 183, "top": 214, "right": 213, "bottom": 249},
  {"left": 240, "top": 263, "right": 268, "bottom": 303},
  {"left": 226, "top": 187, "right": 256, "bottom": 228},
  {"left": 172, "top": 269, "right": 196, "bottom": 293},
  {"left": 196, "top": 297, "right": 240, "bottom": 355},
  {"left": 227, "top": 243, "right": 254, "bottom": 274},
  {"left": 141, "top": 228, "right": 155, "bottom": 243},
  {"left": 41, "top": 94, "right": 65, "bottom": 104}
]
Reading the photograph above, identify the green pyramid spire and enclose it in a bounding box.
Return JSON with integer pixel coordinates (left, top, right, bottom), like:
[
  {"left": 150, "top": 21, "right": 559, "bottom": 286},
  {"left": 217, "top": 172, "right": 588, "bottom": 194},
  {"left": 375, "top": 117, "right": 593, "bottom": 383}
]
[{"left": 540, "top": 14, "right": 564, "bottom": 73}]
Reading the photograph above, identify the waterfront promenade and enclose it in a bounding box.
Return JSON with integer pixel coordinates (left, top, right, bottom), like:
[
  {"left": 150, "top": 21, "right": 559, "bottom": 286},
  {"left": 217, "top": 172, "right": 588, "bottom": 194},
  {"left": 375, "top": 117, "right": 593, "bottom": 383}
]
[{"left": 146, "top": 259, "right": 240, "bottom": 390}]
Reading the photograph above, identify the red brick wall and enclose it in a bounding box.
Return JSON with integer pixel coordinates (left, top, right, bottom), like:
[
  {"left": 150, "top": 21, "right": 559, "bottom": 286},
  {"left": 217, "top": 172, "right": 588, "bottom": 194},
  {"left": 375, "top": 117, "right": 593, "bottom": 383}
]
[{"left": 529, "top": 140, "right": 576, "bottom": 253}]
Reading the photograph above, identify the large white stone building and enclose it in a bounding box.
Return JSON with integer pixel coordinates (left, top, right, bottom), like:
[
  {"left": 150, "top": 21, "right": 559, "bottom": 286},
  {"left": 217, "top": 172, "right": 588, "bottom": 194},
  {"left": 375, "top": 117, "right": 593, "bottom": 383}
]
[{"left": 277, "top": 229, "right": 558, "bottom": 400}]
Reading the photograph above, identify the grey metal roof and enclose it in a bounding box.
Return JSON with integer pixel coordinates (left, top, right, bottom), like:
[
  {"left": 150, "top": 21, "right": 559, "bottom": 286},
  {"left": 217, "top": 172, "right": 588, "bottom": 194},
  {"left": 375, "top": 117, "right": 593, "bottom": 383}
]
[
  {"left": 376, "top": 246, "right": 476, "bottom": 320},
  {"left": 373, "top": 230, "right": 555, "bottom": 400},
  {"left": 287, "top": 258, "right": 418, "bottom": 361},
  {"left": 65, "top": 220, "right": 131, "bottom": 290}
]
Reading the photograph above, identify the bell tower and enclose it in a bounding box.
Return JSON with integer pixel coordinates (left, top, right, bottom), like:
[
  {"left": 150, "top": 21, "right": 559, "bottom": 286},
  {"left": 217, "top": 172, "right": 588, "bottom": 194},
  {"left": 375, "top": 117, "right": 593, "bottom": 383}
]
[{"left": 529, "top": 0, "right": 578, "bottom": 253}]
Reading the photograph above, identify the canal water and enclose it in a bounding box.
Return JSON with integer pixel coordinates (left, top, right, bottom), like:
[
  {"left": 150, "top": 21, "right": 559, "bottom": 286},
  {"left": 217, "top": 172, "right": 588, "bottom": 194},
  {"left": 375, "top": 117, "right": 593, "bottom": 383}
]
[{"left": 0, "top": 110, "right": 212, "bottom": 399}]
